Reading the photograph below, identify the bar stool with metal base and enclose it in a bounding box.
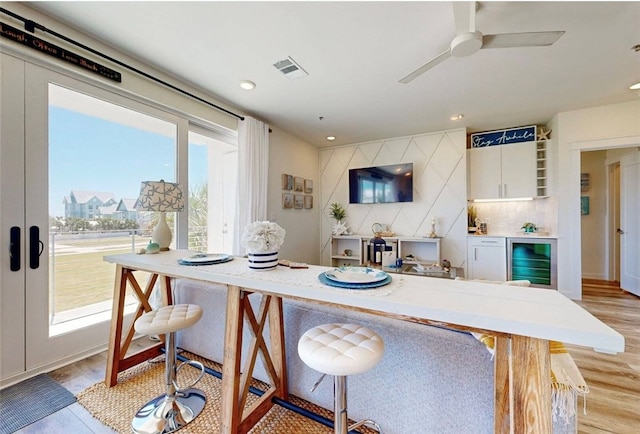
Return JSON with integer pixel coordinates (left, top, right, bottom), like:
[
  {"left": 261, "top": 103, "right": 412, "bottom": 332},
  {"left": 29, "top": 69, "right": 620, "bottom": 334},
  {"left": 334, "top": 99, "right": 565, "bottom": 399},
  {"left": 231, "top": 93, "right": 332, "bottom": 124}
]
[
  {"left": 132, "top": 304, "right": 207, "bottom": 434},
  {"left": 298, "top": 323, "right": 384, "bottom": 434}
]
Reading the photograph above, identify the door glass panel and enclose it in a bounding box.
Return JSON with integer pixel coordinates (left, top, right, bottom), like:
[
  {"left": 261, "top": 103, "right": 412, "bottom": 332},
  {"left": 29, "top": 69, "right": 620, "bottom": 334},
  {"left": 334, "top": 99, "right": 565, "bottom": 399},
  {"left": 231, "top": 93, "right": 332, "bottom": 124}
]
[
  {"left": 187, "top": 130, "right": 237, "bottom": 253},
  {"left": 48, "top": 84, "right": 177, "bottom": 330}
]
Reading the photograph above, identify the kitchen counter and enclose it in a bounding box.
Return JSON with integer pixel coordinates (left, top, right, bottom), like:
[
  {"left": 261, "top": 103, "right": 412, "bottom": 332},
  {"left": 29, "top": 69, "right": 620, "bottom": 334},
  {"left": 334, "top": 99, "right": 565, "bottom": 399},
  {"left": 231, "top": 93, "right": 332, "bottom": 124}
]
[{"left": 468, "top": 233, "right": 557, "bottom": 239}]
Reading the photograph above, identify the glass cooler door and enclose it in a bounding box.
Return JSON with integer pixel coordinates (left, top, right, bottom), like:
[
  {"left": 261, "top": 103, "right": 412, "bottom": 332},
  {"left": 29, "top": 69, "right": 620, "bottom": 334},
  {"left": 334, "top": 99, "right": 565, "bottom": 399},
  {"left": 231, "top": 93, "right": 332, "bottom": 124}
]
[{"left": 507, "top": 238, "right": 557, "bottom": 289}]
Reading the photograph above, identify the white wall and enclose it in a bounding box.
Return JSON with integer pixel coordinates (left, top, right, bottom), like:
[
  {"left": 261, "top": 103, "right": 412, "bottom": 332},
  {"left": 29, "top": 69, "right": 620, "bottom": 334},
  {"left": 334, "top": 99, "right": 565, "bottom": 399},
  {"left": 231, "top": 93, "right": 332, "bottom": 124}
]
[
  {"left": 319, "top": 129, "right": 467, "bottom": 268},
  {"left": 268, "top": 128, "right": 320, "bottom": 264},
  {"left": 554, "top": 99, "right": 640, "bottom": 299}
]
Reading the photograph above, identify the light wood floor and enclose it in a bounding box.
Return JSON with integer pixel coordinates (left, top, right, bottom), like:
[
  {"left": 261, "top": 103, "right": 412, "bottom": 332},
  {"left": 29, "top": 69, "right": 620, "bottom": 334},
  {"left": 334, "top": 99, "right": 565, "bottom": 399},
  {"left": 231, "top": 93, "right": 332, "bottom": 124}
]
[
  {"left": 565, "top": 280, "right": 640, "bottom": 434},
  {"left": 12, "top": 281, "right": 640, "bottom": 433}
]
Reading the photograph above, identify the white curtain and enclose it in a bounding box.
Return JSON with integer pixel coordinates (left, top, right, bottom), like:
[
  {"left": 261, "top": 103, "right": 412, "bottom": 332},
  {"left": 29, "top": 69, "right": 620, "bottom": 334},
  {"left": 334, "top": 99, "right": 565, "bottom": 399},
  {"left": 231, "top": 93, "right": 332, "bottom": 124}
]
[{"left": 233, "top": 116, "right": 270, "bottom": 255}]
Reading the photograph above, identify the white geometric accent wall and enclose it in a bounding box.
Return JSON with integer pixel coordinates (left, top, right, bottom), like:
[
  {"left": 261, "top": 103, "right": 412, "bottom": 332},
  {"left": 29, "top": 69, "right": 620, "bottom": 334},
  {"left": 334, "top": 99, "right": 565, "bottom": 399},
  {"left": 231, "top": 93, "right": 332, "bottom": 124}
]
[{"left": 319, "top": 128, "right": 467, "bottom": 268}]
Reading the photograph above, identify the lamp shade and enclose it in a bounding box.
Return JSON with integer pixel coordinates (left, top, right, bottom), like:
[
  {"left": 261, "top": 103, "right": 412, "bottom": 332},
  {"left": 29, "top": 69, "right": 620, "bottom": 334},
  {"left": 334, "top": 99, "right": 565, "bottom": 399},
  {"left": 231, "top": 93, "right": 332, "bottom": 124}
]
[{"left": 135, "top": 180, "right": 184, "bottom": 212}]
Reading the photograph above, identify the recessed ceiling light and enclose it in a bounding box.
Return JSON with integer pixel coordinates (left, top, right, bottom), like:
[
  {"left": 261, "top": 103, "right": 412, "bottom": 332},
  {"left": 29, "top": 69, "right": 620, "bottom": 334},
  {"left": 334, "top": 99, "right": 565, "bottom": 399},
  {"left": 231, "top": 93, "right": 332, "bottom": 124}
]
[
  {"left": 240, "top": 80, "right": 256, "bottom": 90},
  {"left": 326, "top": 136, "right": 336, "bottom": 141},
  {"left": 630, "top": 82, "right": 640, "bottom": 90},
  {"left": 450, "top": 114, "right": 464, "bottom": 121}
]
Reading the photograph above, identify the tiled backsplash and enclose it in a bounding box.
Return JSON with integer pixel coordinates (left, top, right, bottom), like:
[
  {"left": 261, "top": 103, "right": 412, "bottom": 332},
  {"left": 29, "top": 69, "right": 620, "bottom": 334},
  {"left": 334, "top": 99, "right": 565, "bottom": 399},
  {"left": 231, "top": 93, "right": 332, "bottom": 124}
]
[{"left": 471, "top": 197, "right": 558, "bottom": 236}]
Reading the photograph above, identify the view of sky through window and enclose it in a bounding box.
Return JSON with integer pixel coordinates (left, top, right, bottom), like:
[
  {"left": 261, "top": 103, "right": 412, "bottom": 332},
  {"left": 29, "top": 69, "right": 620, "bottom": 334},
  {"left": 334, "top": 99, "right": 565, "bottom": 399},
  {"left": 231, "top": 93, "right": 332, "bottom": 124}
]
[{"left": 48, "top": 106, "right": 207, "bottom": 218}]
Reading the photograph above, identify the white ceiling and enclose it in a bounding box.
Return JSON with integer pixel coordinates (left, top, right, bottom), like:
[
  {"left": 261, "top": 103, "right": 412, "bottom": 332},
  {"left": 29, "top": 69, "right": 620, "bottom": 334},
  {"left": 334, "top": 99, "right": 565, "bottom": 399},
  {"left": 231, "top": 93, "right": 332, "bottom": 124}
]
[{"left": 25, "top": 1, "right": 640, "bottom": 147}]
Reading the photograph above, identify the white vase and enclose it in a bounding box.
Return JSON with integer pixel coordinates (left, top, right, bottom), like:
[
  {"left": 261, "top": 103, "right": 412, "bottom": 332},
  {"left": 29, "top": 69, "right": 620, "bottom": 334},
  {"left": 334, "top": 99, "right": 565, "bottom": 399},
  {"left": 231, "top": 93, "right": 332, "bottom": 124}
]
[{"left": 247, "top": 250, "right": 279, "bottom": 270}]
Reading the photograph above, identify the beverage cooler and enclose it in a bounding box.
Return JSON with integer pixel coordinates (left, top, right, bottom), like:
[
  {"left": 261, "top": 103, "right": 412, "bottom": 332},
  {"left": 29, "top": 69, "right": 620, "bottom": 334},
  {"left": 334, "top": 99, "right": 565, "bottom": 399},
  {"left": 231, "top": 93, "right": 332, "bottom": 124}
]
[{"left": 507, "top": 237, "right": 557, "bottom": 289}]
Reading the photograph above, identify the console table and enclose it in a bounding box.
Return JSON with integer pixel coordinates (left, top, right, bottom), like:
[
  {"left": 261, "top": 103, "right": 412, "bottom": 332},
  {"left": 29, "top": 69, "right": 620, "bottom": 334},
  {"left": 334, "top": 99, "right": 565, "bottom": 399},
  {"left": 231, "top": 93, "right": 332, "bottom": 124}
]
[
  {"left": 331, "top": 235, "right": 441, "bottom": 268},
  {"left": 103, "top": 250, "right": 624, "bottom": 434}
]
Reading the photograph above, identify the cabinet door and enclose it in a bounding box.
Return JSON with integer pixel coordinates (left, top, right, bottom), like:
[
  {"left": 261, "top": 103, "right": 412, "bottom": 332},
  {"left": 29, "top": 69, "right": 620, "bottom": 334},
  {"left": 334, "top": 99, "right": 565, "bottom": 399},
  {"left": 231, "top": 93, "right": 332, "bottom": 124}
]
[
  {"left": 501, "top": 142, "right": 537, "bottom": 198},
  {"left": 467, "top": 238, "right": 507, "bottom": 281},
  {"left": 469, "top": 146, "right": 502, "bottom": 199}
]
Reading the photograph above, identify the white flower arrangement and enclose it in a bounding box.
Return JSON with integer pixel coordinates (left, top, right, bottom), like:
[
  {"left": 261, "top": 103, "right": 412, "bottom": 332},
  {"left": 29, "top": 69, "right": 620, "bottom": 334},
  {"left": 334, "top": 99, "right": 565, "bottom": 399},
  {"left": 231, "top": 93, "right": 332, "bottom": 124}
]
[{"left": 241, "top": 220, "right": 286, "bottom": 253}]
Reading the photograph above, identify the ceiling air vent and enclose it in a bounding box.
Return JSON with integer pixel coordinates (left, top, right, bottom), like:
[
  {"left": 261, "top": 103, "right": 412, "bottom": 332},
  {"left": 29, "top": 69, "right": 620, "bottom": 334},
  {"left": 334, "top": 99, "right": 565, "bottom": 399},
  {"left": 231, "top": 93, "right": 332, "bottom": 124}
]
[{"left": 273, "top": 56, "right": 308, "bottom": 79}]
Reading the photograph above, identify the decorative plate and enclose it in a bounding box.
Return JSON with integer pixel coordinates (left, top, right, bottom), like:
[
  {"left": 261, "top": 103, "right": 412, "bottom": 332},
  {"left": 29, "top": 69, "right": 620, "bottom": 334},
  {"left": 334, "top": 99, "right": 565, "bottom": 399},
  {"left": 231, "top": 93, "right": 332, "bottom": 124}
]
[
  {"left": 178, "top": 253, "right": 233, "bottom": 266},
  {"left": 324, "top": 267, "right": 388, "bottom": 284},
  {"left": 318, "top": 272, "right": 392, "bottom": 289}
]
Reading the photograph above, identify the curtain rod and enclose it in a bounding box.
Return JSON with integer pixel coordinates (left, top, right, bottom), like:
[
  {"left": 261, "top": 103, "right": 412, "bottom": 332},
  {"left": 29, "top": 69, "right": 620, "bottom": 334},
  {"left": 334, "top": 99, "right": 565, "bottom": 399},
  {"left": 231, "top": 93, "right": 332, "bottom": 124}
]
[{"left": 0, "top": 7, "right": 245, "bottom": 122}]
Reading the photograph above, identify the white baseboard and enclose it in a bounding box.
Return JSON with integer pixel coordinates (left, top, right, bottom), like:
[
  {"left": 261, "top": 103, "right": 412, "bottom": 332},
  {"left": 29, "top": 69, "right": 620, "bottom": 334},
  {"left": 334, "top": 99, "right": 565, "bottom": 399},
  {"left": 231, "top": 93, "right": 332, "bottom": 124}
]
[{"left": 581, "top": 272, "right": 606, "bottom": 280}]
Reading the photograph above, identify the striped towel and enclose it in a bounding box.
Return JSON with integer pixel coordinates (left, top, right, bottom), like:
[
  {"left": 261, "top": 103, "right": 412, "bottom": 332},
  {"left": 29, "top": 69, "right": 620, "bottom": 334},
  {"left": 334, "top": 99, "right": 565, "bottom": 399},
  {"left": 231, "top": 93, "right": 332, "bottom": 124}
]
[{"left": 472, "top": 333, "right": 589, "bottom": 424}]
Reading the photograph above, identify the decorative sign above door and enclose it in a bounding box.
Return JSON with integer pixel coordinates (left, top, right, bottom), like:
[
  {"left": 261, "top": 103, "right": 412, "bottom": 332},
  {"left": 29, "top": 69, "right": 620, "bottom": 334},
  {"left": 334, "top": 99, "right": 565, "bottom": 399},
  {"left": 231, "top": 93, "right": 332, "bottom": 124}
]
[
  {"left": 0, "top": 22, "right": 121, "bottom": 82},
  {"left": 470, "top": 125, "right": 537, "bottom": 148}
]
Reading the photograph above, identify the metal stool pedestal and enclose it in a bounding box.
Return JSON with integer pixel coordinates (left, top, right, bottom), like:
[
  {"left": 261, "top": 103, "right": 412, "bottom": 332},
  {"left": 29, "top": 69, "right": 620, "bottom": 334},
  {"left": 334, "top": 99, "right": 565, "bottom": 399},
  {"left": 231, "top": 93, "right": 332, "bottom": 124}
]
[{"left": 132, "top": 304, "right": 206, "bottom": 434}]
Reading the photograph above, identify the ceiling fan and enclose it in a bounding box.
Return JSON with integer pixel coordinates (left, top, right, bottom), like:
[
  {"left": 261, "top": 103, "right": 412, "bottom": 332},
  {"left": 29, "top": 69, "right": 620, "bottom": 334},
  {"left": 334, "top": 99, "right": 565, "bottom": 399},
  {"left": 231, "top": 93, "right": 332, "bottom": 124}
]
[{"left": 399, "top": 2, "right": 565, "bottom": 84}]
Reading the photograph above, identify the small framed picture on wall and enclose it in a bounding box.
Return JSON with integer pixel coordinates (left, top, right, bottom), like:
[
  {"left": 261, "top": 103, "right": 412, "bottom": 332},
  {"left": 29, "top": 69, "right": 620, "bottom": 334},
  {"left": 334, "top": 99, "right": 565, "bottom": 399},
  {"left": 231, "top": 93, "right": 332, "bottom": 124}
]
[
  {"left": 294, "top": 177, "right": 304, "bottom": 192},
  {"left": 581, "top": 196, "right": 590, "bottom": 215},
  {"left": 294, "top": 194, "right": 304, "bottom": 209},
  {"left": 304, "top": 179, "right": 313, "bottom": 194},
  {"left": 304, "top": 195, "right": 313, "bottom": 209},
  {"left": 282, "top": 174, "right": 293, "bottom": 190},
  {"left": 282, "top": 193, "right": 293, "bottom": 209}
]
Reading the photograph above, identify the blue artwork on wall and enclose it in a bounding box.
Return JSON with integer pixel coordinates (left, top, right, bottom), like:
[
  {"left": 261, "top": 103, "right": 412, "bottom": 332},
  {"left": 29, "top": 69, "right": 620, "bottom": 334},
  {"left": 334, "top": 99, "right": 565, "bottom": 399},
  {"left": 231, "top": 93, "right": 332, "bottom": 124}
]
[
  {"left": 581, "top": 196, "right": 590, "bottom": 215},
  {"left": 471, "top": 125, "right": 537, "bottom": 148}
]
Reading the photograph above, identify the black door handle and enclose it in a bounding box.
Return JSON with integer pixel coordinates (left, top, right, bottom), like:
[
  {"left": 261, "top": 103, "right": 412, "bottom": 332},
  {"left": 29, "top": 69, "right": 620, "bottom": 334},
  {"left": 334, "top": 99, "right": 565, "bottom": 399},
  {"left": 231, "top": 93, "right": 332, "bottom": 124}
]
[
  {"left": 617, "top": 228, "right": 625, "bottom": 235},
  {"left": 10, "top": 226, "right": 20, "bottom": 271},
  {"left": 29, "top": 226, "right": 44, "bottom": 269}
]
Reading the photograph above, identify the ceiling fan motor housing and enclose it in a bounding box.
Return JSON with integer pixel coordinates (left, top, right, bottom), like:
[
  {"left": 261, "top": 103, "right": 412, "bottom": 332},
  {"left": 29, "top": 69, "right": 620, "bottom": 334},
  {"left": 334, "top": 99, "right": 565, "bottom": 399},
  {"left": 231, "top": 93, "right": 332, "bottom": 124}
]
[{"left": 450, "top": 31, "right": 483, "bottom": 57}]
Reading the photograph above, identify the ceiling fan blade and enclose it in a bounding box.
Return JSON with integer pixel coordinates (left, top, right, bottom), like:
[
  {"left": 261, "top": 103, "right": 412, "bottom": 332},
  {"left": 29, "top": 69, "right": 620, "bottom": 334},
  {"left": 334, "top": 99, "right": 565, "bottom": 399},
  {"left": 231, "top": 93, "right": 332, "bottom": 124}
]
[
  {"left": 482, "top": 31, "right": 565, "bottom": 49},
  {"left": 399, "top": 50, "right": 452, "bottom": 84},
  {"left": 452, "top": 1, "right": 477, "bottom": 34}
]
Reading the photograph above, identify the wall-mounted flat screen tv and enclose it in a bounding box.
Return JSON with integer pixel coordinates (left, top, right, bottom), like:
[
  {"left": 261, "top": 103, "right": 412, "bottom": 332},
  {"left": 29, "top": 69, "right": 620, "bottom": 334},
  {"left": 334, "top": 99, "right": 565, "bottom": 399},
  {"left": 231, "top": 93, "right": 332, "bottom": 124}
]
[{"left": 349, "top": 163, "right": 413, "bottom": 204}]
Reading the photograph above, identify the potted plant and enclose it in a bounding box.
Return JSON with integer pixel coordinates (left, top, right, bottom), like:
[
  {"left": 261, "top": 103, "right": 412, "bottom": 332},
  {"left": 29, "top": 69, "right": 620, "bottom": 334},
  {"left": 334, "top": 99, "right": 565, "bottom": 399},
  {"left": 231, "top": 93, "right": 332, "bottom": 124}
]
[
  {"left": 241, "top": 220, "right": 286, "bottom": 270},
  {"left": 329, "top": 202, "right": 349, "bottom": 235},
  {"left": 468, "top": 205, "right": 478, "bottom": 233},
  {"left": 521, "top": 222, "right": 537, "bottom": 233},
  {"left": 329, "top": 202, "right": 346, "bottom": 222}
]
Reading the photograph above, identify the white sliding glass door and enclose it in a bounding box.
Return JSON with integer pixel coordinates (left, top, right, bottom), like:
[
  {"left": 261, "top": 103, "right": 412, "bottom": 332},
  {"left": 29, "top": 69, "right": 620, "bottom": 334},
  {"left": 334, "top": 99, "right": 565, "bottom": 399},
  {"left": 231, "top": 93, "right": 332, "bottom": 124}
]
[
  {"left": 1, "top": 52, "right": 28, "bottom": 381},
  {"left": 1, "top": 53, "right": 187, "bottom": 383}
]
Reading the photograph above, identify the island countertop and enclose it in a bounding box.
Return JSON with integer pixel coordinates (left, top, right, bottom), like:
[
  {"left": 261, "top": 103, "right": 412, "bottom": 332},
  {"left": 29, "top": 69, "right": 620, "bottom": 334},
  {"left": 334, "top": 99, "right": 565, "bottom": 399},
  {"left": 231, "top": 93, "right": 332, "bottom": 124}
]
[
  {"left": 104, "top": 250, "right": 624, "bottom": 354},
  {"left": 104, "top": 250, "right": 624, "bottom": 433}
]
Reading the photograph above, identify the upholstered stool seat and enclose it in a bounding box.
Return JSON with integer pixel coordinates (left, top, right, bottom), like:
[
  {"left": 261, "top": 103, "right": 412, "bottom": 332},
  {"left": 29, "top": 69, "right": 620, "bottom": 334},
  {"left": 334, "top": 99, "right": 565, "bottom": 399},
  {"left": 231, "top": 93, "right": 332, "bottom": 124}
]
[
  {"left": 298, "top": 323, "right": 384, "bottom": 434},
  {"left": 135, "top": 304, "right": 203, "bottom": 336},
  {"left": 132, "top": 304, "right": 206, "bottom": 434}
]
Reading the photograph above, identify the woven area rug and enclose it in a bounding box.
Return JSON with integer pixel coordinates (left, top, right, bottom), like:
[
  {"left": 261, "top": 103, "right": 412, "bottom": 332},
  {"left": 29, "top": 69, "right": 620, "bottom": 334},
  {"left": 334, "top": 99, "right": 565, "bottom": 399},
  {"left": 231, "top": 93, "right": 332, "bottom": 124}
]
[
  {"left": 77, "top": 352, "right": 376, "bottom": 434},
  {"left": 0, "top": 373, "right": 77, "bottom": 434}
]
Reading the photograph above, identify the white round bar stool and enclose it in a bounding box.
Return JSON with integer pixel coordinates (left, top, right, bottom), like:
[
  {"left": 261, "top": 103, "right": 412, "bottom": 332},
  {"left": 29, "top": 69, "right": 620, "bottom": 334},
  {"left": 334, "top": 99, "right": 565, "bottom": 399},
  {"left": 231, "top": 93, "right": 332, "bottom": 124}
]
[
  {"left": 132, "top": 304, "right": 206, "bottom": 434},
  {"left": 298, "top": 323, "right": 384, "bottom": 434}
]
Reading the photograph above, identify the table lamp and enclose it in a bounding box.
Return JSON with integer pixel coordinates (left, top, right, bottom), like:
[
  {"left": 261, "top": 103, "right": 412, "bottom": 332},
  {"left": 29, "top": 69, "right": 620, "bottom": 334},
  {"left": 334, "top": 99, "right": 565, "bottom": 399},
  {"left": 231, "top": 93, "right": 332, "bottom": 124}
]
[{"left": 135, "top": 180, "right": 184, "bottom": 251}]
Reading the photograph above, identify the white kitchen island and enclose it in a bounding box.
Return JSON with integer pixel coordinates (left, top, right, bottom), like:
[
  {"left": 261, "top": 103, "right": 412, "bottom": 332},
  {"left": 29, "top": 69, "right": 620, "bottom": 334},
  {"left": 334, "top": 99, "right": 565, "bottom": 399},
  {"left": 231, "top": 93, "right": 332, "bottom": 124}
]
[{"left": 104, "top": 250, "right": 624, "bottom": 434}]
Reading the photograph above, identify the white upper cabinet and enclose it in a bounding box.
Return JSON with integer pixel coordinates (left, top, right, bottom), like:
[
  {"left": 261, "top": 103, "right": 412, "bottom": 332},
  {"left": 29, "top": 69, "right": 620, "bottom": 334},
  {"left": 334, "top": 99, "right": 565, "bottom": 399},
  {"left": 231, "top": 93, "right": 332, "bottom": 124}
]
[{"left": 468, "top": 142, "right": 537, "bottom": 200}]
